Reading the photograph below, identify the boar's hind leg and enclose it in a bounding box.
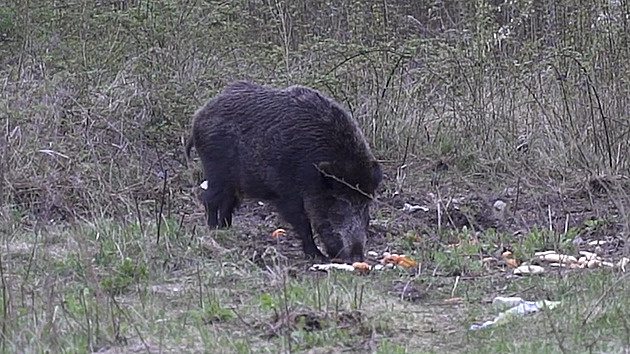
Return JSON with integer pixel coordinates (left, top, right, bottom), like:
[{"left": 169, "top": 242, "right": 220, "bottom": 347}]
[{"left": 275, "top": 200, "right": 326, "bottom": 261}]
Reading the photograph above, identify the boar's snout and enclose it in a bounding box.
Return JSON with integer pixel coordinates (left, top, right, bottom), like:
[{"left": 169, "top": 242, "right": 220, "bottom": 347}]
[
  {"left": 316, "top": 198, "right": 371, "bottom": 264},
  {"left": 343, "top": 241, "right": 366, "bottom": 263},
  {"left": 326, "top": 233, "right": 366, "bottom": 264}
]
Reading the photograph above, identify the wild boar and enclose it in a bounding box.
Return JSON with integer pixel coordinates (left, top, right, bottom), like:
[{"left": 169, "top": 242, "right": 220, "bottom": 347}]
[{"left": 186, "top": 81, "right": 382, "bottom": 263}]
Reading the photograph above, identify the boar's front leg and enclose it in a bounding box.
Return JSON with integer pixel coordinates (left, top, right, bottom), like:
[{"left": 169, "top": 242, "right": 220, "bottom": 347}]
[
  {"left": 201, "top": 180, "right": 233, "bottom": 229},
  {"left": 200, "top": 187, "right": 220, "bottom": 229},
  {"left": 275, "top": 199, "right": 327, "bottom": 261},
  {"left": 218, "top": 192, "right": 239, "bottom": 228}
]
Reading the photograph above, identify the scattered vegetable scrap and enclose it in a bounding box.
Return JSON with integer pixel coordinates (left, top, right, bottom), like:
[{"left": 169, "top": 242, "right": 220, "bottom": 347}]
[
  {"left": 270, "top": 228, "right": 286, "bottom": 239},
  {"left": 533, "top": 250, "right": 628, "bottom": 271},
  {"left": 367, "top": 251, "right": 379, "bottom": 258},
  {"left": 351, "top": 262, "right": 371, "bottom": 273},
  {"left": 309, "top": 251, "right": 418, "bottom": 273},
  {"left": 505, "top": 258, "right": 519, "bottom": 268},
  {"left": 513, "top": 264, "right": 545, "bottom": 275},
  {"left": 512, "top": 249, "right": 630, "bottom": 275},
  {"left": 501, "top": 250, "right": 519, "bottom": 267},
  {"left": 381, "top": 252, "right": 418, "bottom": 268}
]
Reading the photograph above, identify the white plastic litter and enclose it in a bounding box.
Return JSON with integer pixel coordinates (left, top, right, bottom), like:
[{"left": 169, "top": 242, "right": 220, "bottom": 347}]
[
  {"left": 309, "top": 263, "right": 355, "bottom": 272},
  {"left": 469, "top": 296, "right": 561, "bottom": 330},
  {"left": 200, "top": 180, "right": 208, "bottom": 190},
  {"left": 402, "top": 203, "right": 429, "bottom": 213},
  {"left": 308, "top": 262, "right": 395, "bottom": 273}
]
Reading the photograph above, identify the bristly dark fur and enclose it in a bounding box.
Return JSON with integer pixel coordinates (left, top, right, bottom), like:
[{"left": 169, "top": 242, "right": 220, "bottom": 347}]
[{"left": 186, "top": 81, "right": 382, "bottom": 263}]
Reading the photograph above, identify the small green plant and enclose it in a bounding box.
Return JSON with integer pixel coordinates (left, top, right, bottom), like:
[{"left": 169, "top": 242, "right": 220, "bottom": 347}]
[
  {"left": 199, "top": 299, "right": 234, "bottom": 323},
  {"left": 101, "top": 257, "right": 148, "bottom": 295}
]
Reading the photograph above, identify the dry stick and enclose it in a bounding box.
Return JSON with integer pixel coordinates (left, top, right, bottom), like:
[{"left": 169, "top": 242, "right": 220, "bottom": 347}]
[
  {"left": 133, "top": 193, "right": 145, "bottom": 238},
  {"left": 313, "top": 164, "right": 374, "bottom": 200},
  {"left": 230, "top": 305, "right": 252, "bottom": 328},
  {"left": 78, "top": 285, "right": 93, "bottom": 350},
  {"left": 43, "top": 275, "right": 58, "bottom": 344},
  {"left": 436, "top": 198, "right": 442, "bottom": 230},
  {"left": 315, "top": 277, "right": 321, "bottom": 312},
  {"left": 0, "top": 252, "right": 8, "bottom": 349},
  {"left": 155, "top": 169, "right": 168, "bottom": 246},
  {"left": 451, "top": 276, "right": 460, "bottom": 298},
  {"left": 197, "top": 262, "right": 203, "bottom": 309},
  {"left": 281, "top": 270, "right": 292, "bottom": 354},
  {"left": 315, "top": 160, "right": 418, "bottom": 224},
  {"left": 22, "top": 230, "right": 38, "bottom": 287},
  {"left": 359, "top": 284, "right": 365, "bottom": 311},
  {"left": 513, "top": 177, "right": 521, "bottom": 216},
  {"left": 110, "top": 296, "right": 151, "bottom": 353},
  {"left": 541, "top": 293, "right": 568, "bottom": 354}
]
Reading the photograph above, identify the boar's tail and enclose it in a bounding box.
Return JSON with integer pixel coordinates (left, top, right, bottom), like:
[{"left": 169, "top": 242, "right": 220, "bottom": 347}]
[{"left": 185, "top": 136, "right": 194, "bottom": 159}]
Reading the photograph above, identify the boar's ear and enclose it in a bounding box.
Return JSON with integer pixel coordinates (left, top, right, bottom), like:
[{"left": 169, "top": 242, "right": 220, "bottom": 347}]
[{"left": 317, "top": 161, "right": 333, "bottom": 173}]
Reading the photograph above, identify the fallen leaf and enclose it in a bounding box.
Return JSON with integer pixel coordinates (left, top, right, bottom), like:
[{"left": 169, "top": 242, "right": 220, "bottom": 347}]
[{"left": 502, "top": 250, "right": 513, "bottom": 258}]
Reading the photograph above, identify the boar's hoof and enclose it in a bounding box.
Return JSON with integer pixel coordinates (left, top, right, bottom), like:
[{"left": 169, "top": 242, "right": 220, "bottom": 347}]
[{"left": 303, "top": 245, "right": 328, "bottom": 262}]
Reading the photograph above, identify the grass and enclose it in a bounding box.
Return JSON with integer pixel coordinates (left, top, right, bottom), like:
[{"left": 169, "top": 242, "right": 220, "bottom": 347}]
[
  {"left": 1, "top": 213, "right": 629, "bottom": 353},
  {"left": 2, "top": 0, "right": 630, "bottom": 352}
]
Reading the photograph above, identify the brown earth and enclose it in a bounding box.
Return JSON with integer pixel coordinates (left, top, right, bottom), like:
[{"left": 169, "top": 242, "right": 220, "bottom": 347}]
[{"left": 182, "top": 160, "right": 629, "bottom": 273}]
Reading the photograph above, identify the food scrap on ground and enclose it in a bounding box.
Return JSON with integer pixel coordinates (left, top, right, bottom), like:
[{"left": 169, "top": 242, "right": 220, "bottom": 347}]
[
  {"left": 381, "top": 252, "right": 418, "bottom": 268},
  {"left": 501, "top": 250, "right": 519, "bottom": 267},
  {"left": 531, "top": 250, "right": 629, "bottom": 272},
  {"left": 309, "top": 251, "right": 418, "bottom": 273},
  {"left": 270, "top": 228, "right": 286, "bottom": 239},
  {"left": 513, "top": 264, "right": 546, "bottom": 275}
]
